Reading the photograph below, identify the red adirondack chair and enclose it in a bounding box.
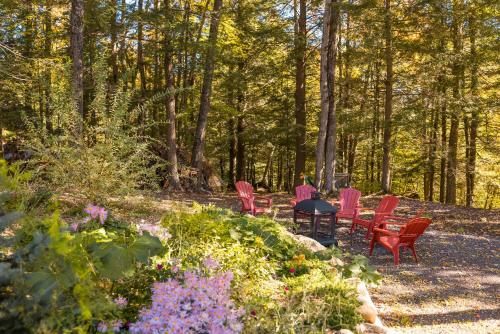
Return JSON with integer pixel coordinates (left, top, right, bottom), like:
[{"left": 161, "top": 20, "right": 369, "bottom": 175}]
[
  {"left": 235, "top": 181, "right": 272, "bottom": 215},
  {"left": 350, "top": 195, "right": 399, "bottom": 239},
  {"left": 291, "top": 184, "right": 316, "bottom": 207},
  {"left": 379, "top": 208, "right": 426, "bottom": 228},
  {"left": 369, "top": 217, "right": 432, "bottom": 265},
  {"left": 335, "top": 188, "right": 362, "bottom": 224}
]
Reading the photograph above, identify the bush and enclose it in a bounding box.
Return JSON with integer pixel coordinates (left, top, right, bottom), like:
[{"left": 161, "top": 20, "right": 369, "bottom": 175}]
[
  {"left": 161, "top": 204, "right": 363, "bottom": 332},
  {"left": 25, "top": 60, "right": 162, "bottom": 204}
]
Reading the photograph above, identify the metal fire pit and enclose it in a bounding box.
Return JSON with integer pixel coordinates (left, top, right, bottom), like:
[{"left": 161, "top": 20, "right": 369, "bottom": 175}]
[{"left": 293, "top": 192, "right": 338, "bottom": 247}]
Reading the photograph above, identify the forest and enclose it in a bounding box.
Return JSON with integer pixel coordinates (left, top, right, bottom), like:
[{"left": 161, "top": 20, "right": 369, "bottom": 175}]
[
  {"left": 0, "top": 0, "right": 498, "bottom": 208},
  {"left": 1, "top": 1, "right": 499, "bottom": 333}
]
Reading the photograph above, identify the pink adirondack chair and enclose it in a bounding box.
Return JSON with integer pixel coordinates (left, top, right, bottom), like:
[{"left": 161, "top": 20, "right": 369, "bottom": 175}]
[
  {"left": 235, "top": 181, "right": 272, "bottom": 216},
  {"left": 350, "top": 195, "right": 399, "bottom": 239},
  {"left": 335, "top": 188, "right": 362, "bottom": 224},
  {"left": 369, "top": 217, "right": 432, "bottom": 265},
  {"left": 291, "top": 184, "right": 316, "bottom": 207}
]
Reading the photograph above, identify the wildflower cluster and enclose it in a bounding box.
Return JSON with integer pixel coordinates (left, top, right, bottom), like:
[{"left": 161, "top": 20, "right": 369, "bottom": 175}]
[
  {"left": 97, "top": 320, "right": 123, "bottom": 333},
  {"left": 136, "top": 221, "right": 172, "bottom": 242},
  {"left": 70, "top": 204, "right": 108, "bottom": 231},
  {"left": 129, "top": 260, "right": 244, "bottom": 334}
]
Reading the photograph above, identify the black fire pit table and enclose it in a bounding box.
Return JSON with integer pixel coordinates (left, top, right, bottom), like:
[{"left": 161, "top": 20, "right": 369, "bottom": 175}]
[{"left": 293, "top": 192, "right": 338, "bottom": 247}]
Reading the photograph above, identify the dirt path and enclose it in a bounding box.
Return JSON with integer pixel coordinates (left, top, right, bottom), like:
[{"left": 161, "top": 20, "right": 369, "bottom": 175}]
[{"left": 135, "top": 192, "right": 500, "bottom": 333}]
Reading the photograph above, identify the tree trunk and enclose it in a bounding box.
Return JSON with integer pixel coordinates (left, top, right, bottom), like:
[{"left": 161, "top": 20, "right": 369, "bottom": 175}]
[
  {"left": 137, "top": 0, "right": 146, "bottom": 98},
  {"left": 446, "top": 1, "right": 463, "bottom": 204},
  {"left": 439, "top": 95, "right": 447, "bottom": 203},
  {"left": 236, "top": 116, "right": 245, "bottom": 182},
  {"left": 293, "top": 0, "right": 307, "bottom": 188},
  {"left": 466, "top": 11, "right": 479, "bottom": 207},
  {"left": 164, "top": 0, "right": 181, "bottom": 190},
  {"left": 70, "top": 0, "right": 84, "bottom": 134},
  {"left": 370, "top": 60, "right": 381, "bottom": 191},
  {"left": 228, "top": 117, "right": 236, "bottom": 189},
  {"left": 191, "top": 0, "right": 223, "bottom": 187},
  {"left": 315, "top": 0, "right": 340, "bottom": 192},
  {"left": 381, "top": 0, "right": 393, "bottom": 193},
  {"left": 44, "top": 1, "right": 53, "bottom": 133}
]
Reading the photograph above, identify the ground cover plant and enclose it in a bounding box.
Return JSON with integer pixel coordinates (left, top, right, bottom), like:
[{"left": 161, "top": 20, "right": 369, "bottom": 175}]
[{"left": 0, "top": 159, "right": 374, "bottom": 333}]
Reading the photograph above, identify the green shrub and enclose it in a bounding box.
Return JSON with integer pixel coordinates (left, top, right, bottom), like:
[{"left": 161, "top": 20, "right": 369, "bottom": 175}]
[
  {"left": 25, "top": 60, "right": 162, "bottom": 204},
  {"left": 161, "top": 204, "right": 363, "bottom": 332}
]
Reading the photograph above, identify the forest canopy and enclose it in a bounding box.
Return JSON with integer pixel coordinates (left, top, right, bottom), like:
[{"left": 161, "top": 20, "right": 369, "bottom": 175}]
[{"left": 0, "top": 0, "right": 498, "bottom": 208}]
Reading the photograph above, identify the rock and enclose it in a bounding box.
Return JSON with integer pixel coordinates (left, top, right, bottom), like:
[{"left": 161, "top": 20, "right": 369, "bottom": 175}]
[
  {"left": 336, "top": 329, "right": 354, "bottom": 334},
  {"left": 329, "top": 257, "right": 345, "bottom": 266},
  {"left": 285, "top": 232, "right": 326, "bottom": 252},
  {"left": 355, "top": 281, "right": 378, "bottom": 324},
  {"left": 355, "top": 323, "right": 393, "bottom": 334}
]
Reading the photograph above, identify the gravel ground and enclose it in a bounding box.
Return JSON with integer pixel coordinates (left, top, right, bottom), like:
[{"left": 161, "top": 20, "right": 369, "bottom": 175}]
[{"left": 138, "top": 191, "right": 500, "bottom": 334}]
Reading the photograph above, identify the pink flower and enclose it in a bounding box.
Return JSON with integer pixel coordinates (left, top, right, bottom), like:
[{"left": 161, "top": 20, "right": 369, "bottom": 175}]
[
  {"left": 84, "top": 204, "right": 108, "bottom": 224},
  {"left": 114, "top": 296, "right": 128, "bottom": 309},
  {"left": 203, "top": 256, "right": 220, "bottom": 270},
  {"left": 284, "top": 286, "right": 289, "bottom": 292},
  {"left": 289, "top": 268, "right": 296, "bottom": 273},
  {"left": 70, "top": 222, "right": 79, "bottom": 232},
  {"left": 156, "top": 264, "right": 164, "bottom": 271}
]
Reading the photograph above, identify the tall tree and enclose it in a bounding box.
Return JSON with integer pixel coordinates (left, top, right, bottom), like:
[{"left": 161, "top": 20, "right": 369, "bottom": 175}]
[
  {"left": 191, "top": 0, "right": 223, "bottom": 186},
  {"left": 315, "top": 0, "right": 340, "bottom": 192},
  {"left": 446, "top": 0, "right": 464, "bottom": 204},
  {"left": 293, "top": 0, "right": 307, "bottom": 187},
  {"left": 381, "top": 0, "right": 393, "bottom": 193},
  {"left": 164, "top": 0, "right": 181, "bottom": 190},
  {"left": 70, "top": 0, "right": 84, "bottom": 133},
  {"left": 465, "top": 7, "right": 479, "bottom": 206}
]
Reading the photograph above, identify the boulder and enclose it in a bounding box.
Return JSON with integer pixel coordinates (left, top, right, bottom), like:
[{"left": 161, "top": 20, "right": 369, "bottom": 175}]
[
  {"left": 336, "top": 329, "right": 355, "bottom": 334},
  {"left": 355, "top": 323, "right": 394, "bottom": 334},
  {"left": 285, "top": 232, "right": 326, "bottom": 252}
]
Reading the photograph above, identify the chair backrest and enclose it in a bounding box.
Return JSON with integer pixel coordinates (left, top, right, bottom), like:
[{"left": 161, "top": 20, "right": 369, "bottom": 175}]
[
  {"left": 235, "top": 181, "right": 255, "bottom": 212},
  {"left": 375, "top": 195, "right": 399, "bottom": 215},
  {"left": 399, "top": 217, "right": 432, "bottom": 244},
  {"left": 295, "top": 184, "right": 316, "bottom": 204},
  {"left": 236, "top": 181, "right": 254, "bottom": 199},
  {"left": 339, "top": 188, "right": 361, "bottom": 214}
]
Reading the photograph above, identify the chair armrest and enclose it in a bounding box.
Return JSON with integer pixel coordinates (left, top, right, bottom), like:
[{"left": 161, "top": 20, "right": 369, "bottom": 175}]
[
  {"left": 374, "top": 211, "right": 394, "bottom": 217},
  {"left": 383, "top": 215, "right": 409, "bottom": 221},
  {"left": 373, "top": 228, "right": 398, "bottom": 237},
  {"left": 255, "top": 195, "right": 272, "bottom": 206}
]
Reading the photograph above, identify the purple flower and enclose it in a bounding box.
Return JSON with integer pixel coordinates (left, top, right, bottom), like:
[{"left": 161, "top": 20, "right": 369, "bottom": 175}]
[
  {"left": 129, "top": 269, "right": 243, "bottom": 334},
  {"left": 83, "top": 204, "right": 108, "bottom": 224},
  {"left": 156, "top": 263, "right": 164, "bottom": 271},
  {"left": 114, "top": 296, "right": 128, "bottom": 309},
  {"left": 70, "top": 222, "right": 79, "bottom": 232},
  {"left": 203, "top": 256, "right": 220, "bottom": 270},
  {"left": 110, "top": 320, "right": 123, "bottom": 332},
  {"left": 97, "top": 322, "right": 108, "bottom": 333},
  {"left": 136, "top": 222, "right": 171, "bottom": 241}
]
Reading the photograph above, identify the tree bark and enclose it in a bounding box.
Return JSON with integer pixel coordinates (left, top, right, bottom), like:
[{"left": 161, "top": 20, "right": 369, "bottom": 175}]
[
  {"left": 164, "top": 0, "right": 181, "bottom": 190},
  {"left": 315, "top": 0, "right": 340, "bottom": 192},
  {"left": 293, "top": 0, "right": 307, "bottom": 188},
  {"left": 44, "top": 0, "right": 53, "bottom": 132},
  {"left": 381, "top": 0, "right": 393, "bottom": 193},
  {"left": 446, "top": 0, "right": 463, "bottom": 204},
  {"left": 236, "top": 115, "right": 245, "bottom": 182},
  {"left": 70, "top": 0, "right": 84, "bottom": 134},
  {"left": 439, "top": 95, "right": 447, "bottom": 203},
  {"left": 191, "top": 0, "right": 223, "bottom": 187},
  {"left": 228, "top": 117, "right": 236, "bottom": 189},
  {"left": 466, "top": 10, "right": 479, "bottom": 207}
]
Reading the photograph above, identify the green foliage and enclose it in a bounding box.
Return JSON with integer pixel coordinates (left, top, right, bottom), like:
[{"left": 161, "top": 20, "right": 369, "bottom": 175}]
[
  {"left": 342, "top": 255, "right": 382, "bottom": 285},
  {"left": 0, "top": 163, "right": 166, "bottom": 332},
  {"left": 26, "top": 60, "right": 162, "bottom": 204},
  {"left": 161, "top": 204, "right": 363, "bottom": 332}
]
